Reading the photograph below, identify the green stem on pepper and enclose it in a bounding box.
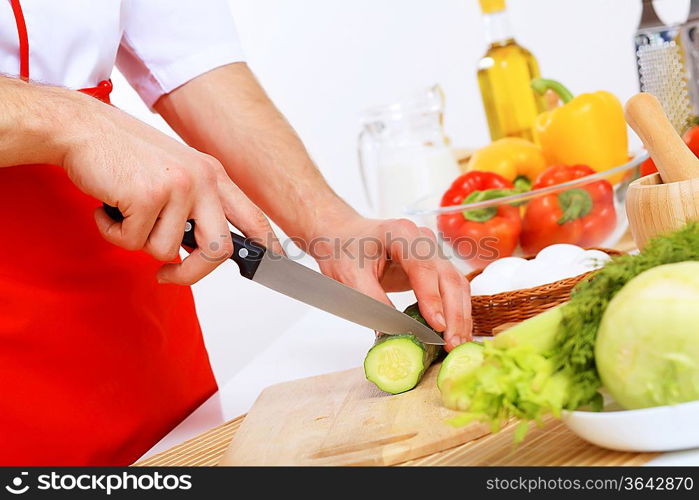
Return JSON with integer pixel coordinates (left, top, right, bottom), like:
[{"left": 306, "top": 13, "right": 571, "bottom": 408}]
[
  {"left": 462, "top": 188, "right": 517, "bottom": 222},
  {"left": 513, "top": 175, "right": 533, "bottom": 193},
  {"left": 557, "top": 188, "right": 593, "bottom": 225},
  {"left": 531, "top": 78, "right": 575, "bottom": 105}
]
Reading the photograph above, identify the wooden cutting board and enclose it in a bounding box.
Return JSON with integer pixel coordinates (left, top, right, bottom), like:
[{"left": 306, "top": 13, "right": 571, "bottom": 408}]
[
  {"left": 219, "top": 364, "right": 490, "bottom": 466},
  {"left": 136, "top": 412, "right": 657, "bottom": 467}
]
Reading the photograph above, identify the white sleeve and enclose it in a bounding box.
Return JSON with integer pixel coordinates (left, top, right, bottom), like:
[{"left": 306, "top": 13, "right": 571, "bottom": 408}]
[{"left": 116, "top": 0, "right": 245, "bottom": 108}]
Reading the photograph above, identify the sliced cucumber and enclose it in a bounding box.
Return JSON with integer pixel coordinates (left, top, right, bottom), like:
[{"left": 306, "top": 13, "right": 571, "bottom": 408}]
[
  {"left": 364, "top": 335, "right": 432, "bottom": 394},
  {"left": 364, "top": 303, "right": 443, "bottom": 394},
  {"left": 437, "top": 342, "right": 484, "bottom": 392}
]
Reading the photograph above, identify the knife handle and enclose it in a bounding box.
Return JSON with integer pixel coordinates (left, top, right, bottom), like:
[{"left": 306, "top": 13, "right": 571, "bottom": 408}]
[{"left": 102, "top": 203, "right": 266, "bottom": 279}]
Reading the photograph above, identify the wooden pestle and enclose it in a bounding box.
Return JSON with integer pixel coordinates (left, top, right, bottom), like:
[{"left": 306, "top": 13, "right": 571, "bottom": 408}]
[
  {"left": 625, "top": 92, "right": 699, "bottom": 184},
  {"left": 625, "top": 93, "right": 699, "bottom": 248}
]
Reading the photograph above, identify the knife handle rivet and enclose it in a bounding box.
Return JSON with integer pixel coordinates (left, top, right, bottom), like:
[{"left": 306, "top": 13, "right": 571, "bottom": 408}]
[
  {"left": 184, "top": 221, "right": 193, "bottom": 232},
  {"left": 238, "top": 247, "right": 249, "bottom": 259}
]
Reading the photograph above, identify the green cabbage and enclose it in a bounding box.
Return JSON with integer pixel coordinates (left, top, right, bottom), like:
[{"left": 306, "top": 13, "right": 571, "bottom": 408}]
[{"left": 596, "top": 262, "right": 699, "bottom": 409}]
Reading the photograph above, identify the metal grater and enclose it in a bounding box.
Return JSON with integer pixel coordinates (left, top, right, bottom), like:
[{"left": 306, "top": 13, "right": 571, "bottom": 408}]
[
  {"left": 635, "top": 0, "right": 694, "bottom": 133},
  {"left": 681, "top": 0, "right": 699, "bottom": 115}
]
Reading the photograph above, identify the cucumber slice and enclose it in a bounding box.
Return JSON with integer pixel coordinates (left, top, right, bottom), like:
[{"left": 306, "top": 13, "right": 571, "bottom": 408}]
[
  {"left": 437, "top": 342, "right": 484, "bottom": 392},
  {"left": 363, "top": 303, "right": 444, "bottom": 394},
  {"left": 364, "top": 335, "right": 430, "bottom": 394}
]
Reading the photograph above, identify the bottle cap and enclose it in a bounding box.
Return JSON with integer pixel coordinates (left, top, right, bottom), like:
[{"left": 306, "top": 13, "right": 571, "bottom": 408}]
[{"left": 479, "top": 0, "right": 506, "bottom": 14}]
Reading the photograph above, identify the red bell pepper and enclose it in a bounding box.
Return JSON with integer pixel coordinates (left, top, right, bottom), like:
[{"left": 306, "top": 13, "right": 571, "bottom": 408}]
[
  {"left": 641, "top": 124, "right": 699, "bottom": 176},
  {"left": 640, "top": 157, "right": 657, "bottom": 177},
  {"left": 520, "top": 164, "right": 616, "bottom": 254},
  {"left": 438, "top": 171, "right": 521, "bottom": 267}
]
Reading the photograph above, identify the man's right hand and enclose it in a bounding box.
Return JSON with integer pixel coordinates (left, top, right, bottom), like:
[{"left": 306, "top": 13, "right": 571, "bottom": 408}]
[{"left": 56, "top": 90, "right": 281, "bottom": 285}]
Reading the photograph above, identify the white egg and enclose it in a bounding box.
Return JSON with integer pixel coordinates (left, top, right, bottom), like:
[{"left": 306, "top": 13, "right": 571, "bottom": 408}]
[
  {"left": 541, "top": 268, "right": 577, "bottom": 286},
  {"left": 535, "top": 244, "right": 585, "bottom": 266},
  {"left": 566, "top": 264, "right": 593, "bottom": 278},
  {"left": 573, "top": 250, "right": 612, "bottom": 271},
  {"left": 469, "top": 273, "right": 510, "bottom": 296},
  {"left": 481, "top": 257, "right": 527, "bottom": 280},
  {"left": 509, "top": 260, "right": 547, "bottom": 290},
  {"left": 468, "top": 275, "right": 488, "bottom": 296},
  {"left": 510, "top": 257, "right": 583, "bottom": 290}
]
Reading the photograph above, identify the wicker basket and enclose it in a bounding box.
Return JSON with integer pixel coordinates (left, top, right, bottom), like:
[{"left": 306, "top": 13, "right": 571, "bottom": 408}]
[{"left": 466, "top": 248, "right": 625, "bottom": 337}]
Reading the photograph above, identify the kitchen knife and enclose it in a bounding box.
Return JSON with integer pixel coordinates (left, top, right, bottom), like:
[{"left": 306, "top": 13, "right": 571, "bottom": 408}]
[{"left": 103, "top": 204, "right": 445, "bottom": 345}]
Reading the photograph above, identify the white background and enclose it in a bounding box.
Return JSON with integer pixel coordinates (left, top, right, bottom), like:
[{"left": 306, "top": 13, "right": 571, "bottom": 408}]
[{"left": 109, "top": 0, "right": 690, "bottom": 385}]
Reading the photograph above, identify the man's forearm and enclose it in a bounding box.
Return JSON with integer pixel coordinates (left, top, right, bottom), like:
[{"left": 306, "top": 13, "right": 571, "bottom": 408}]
[
  {"left": 154, "top": 63, "right": 359, "bottom": 245},
  {"left": 0, "top": 77, "right": 90, "bottom": 168},
  {"left": 154, "top": 64, "right": 471, "bottom": 341}
]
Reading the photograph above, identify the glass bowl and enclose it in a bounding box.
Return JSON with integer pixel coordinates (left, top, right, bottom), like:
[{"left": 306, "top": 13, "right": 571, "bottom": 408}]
[{"left": 405, "top": 153, "right": 648, "bottom": 273}]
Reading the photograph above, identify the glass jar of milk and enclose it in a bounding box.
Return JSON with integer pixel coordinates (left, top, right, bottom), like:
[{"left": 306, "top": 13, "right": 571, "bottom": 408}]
[{"left": 358, "top": 85, "right": 460, "bottom": 219}]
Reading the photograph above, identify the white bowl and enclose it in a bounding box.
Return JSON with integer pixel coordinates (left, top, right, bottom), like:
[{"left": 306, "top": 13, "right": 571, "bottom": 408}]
[{"left": 563, "top": 399, "right": 699, "bottom": 452}]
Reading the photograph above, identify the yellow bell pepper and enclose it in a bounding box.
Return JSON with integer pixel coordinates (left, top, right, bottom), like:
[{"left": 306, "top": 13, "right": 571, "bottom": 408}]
[
  {"left": 531, "top": 78, "right": 628, "bottom": 172},
  {"left": 467, "top": 137, "right": 547, "bottom": 191}
]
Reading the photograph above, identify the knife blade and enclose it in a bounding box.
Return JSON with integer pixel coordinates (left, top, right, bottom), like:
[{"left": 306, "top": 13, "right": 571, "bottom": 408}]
[
  {"left": 103, "top": 204, "right": 445, "bottom": 345},
  {"left": 250, "top": 251, "right": 444, "bottom": 344}
]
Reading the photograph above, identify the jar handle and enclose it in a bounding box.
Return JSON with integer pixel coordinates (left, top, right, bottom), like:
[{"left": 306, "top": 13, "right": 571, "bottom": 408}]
[
  {"left": 431, "top": 84, "right": 450, "bottom": 146},
  {"left": 357, "top": 127, "right": 376, "bottom": 211}
]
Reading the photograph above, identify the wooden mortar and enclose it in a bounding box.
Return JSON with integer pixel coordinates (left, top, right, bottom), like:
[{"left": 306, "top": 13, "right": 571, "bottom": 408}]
[{"left": 625, "top": 93, "right": 699, "bottom": 248}]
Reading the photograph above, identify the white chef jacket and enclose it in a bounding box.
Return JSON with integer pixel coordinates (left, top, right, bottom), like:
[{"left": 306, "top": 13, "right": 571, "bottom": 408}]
[{"left": 0, "top": 0, "right": 244, "bottom": 107}]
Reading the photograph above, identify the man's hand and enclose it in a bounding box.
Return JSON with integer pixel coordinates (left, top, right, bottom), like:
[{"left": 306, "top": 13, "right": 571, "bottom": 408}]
[
  {"left": 155, "top": 63, "right": 472, "bottom": 348},
  {"left": 66, "top": 96, "right": 283, "bottom": 285},
  {"left": 0, "top": 77, "right": 280, "bottom": 285},
  {"left": 307, "top": 214, "right": 472, "bottom": 350}
]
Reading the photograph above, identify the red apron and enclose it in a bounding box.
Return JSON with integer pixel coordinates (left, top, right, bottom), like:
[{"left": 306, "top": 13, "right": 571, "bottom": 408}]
[{"left": 0, "top": 0, "right": 217, "bottom": 465}]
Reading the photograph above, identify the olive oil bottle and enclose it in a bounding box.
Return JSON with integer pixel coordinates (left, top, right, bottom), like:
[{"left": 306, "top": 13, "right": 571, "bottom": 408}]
[{"left": 477, "top": 0, "right": 544, "bottom": 141}]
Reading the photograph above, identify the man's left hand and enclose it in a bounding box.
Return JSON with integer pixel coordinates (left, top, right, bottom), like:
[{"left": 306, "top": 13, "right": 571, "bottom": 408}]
[{"left": 306, "top": 214, "right": 472, "bottom": 351}]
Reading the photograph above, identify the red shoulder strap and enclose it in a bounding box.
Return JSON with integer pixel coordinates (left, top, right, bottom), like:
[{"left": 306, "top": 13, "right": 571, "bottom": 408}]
[
  {"left": 9, "top": 0, "right": 29, "bottom": 80},
  {"left": 7, "top": 0, "right": 112, "bottom": 103}
]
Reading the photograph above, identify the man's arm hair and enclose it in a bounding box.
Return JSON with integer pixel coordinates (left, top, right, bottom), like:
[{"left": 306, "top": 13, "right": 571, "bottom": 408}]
[
  {"left": 0, "top": 76, "right": 91, "bottom": 168},
  {"left": 154, "top": 62, "right": 358, "bottom": 247}
]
